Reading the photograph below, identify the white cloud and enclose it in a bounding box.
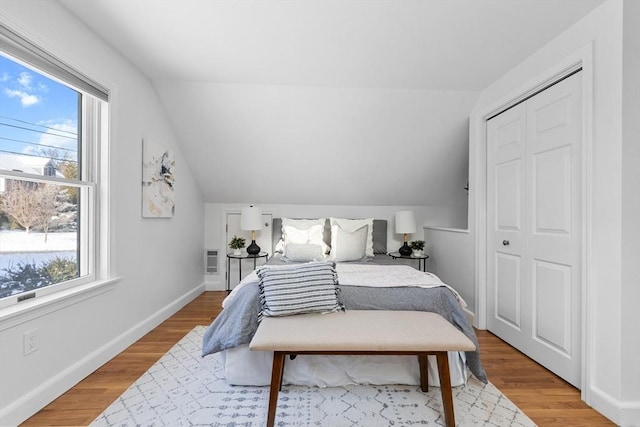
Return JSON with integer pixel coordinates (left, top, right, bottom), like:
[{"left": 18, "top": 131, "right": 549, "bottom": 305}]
[
  {"left": 17, "top": 71, "right": 33, "bottom": 89},
  {"left": 20, "top": 94, "right": 40, "bottom": 107},
  {"left": 14, "top": 120, "right": 77, "bottom": 165},
  {"left": 3, "top": 88, "right": 41, "bottom": 107},
  {"left": 43, "top": 121, "right": 77, "bottom": 135},
  {"left": 1, "top": 72, "right": 46, "bottom": 106},
  {"left": 37, "top": 121, "right": 79, "bottom": 161}
]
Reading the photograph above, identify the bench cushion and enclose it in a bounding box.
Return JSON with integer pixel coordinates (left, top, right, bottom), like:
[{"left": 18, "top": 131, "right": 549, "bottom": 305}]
[{"left": 250, "top": 310, "right": 476, "bottom": 353}]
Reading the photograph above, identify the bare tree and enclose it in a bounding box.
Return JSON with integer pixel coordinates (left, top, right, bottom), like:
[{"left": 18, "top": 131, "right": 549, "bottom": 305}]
[
  {"left": 1, "top": 180, "right": 60, "bottom": 241},
  {"left": 1, "top": 180, "right": 41, "bottom": 233},
  {"left": 39, "top": 148, "right": 60, "bottom": 167},
  {"left": 38, "top": 184, "right": 59, "bottom": 243}
]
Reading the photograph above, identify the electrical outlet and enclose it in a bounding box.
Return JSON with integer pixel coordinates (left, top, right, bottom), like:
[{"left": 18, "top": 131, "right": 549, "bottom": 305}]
[{"left": 23, "top": 329, "right": 38, "bottom": 356}]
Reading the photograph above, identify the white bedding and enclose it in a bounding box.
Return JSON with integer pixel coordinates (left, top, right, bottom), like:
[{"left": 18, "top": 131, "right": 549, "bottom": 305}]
[
  {"left": 223, "top": 263, "right": 467, "bottom": 309},
  {"left": 220, "top": 262, "right": 471, "bottom": 388},
  {"left": 335, "top": 263, "right": 467, "bottom": 307},
  {"left": 222, "top": 344, "right": 468, "bottom": 387}
]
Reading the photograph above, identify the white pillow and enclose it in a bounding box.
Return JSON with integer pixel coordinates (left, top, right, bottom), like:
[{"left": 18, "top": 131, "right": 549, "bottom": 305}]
[
  {"left": 283, "top": 243, "right": 324, "bottom": 262},
  {"left": 280, "top": 218, "right": 329, "bottom": 254},
  {"left": 329, "top": 223, "right": 368, "bottom": 261},
  {"left": 283, "top": 224, "right": 323, "bottom": 244},
  {"left": 329, "top": 217, "right": 374, "bottom": 257},
  {"left": 282, "top": 218, "right": 326, "bottom": 230}
]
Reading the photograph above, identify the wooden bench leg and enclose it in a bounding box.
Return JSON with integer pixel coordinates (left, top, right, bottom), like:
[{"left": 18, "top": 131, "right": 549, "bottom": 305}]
[
  {"left": 418, "top": 354, "right": 429, "bottom": 392},
  {"left": 435, "top": 351, "right": 455, "bottom": 427},
  {"left": 267, "top": 351, "right": 286, "bottom": 427}
]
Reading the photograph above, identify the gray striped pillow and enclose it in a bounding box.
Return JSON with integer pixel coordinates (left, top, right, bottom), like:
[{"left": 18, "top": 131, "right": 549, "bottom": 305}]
[{"left": 257, "top": 261, "right": 344, "bottom": 317}]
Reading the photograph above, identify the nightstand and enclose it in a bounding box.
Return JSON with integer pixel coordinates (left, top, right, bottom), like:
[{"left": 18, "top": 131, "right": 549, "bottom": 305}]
[
  {"left": 388, "top": 251, "right": 429, "bottom": 272},
  {"left": 226, "top": 252, "right": 269, "bottom": 293}
]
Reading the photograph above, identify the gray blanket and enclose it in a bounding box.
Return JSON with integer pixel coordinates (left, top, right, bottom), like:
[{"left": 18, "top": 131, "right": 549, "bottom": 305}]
[{"left": 202, "top": 280, "right": 487, "bottom": 383}]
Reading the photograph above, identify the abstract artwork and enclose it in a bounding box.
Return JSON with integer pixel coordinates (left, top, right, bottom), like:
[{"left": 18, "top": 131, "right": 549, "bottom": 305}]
[{"left": 141, "top": 139, "right": 175, "bottom": 218}]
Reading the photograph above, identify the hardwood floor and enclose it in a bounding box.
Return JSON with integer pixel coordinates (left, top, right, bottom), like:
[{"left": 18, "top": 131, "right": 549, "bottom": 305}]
[
  {"left": 22, "top": 291, "right": 613, "bottom": 426},
  {"left": 475, "top": 330, "right": 613, "bottom": 426}
]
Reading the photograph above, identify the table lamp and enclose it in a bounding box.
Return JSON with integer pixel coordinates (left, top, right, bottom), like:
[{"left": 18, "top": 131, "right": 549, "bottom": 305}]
[
  {"left": 395, "top": 210, "right": 416, "bottom": 256},
  {"left": 241, "top": 205, "right": 263, "bottom": 255}
]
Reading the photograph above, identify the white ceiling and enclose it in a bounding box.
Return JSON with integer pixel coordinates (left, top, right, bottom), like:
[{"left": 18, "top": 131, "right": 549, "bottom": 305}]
[{"left": 59, "top": 0, "right": 604, "bottom": 207}]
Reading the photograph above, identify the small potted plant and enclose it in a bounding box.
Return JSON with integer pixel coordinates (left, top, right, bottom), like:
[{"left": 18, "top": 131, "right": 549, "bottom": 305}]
[
  {"left": 409, "top": 240, "right": 425, "bottom": 257},
  {"left": 229, "top": 235, "right": 246, "bottom": 255}
]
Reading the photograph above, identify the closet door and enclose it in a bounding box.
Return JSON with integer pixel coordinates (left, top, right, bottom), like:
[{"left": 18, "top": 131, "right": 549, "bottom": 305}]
[
  {"left": 487, "top": 72, "right": 582, "bottom": 388},
  {"left": 487, "top": 103, "right": 527, "bottom": 353}
]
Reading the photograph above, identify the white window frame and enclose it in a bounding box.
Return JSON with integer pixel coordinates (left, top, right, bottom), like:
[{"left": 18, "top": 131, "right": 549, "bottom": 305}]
[{"left": 0, "top": 24, "right": 115, "bottom": 315}]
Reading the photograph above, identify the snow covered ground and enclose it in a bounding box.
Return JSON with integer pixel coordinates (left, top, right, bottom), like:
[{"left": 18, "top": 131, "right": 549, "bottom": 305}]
[
  {"left": 0, "top": 230, "right": 77, "bottom": 252},
  {"left": 0, "top": 230, "right": 77, "bottom": 271}
]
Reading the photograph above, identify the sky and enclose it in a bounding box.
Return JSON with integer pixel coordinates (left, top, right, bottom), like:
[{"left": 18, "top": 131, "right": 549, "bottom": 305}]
[
  {"left": 0, "top": 55, "right": 80, "bottom": 287},
  {"left": 0, "top": 53, "right": 79, "bottom": 171}
]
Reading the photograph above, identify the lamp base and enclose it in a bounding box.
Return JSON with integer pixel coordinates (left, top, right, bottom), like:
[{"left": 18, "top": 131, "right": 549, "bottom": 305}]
[
  {"left": 398, "top": 242, "right": 412, "bottom": 256},
  {"left": 246, "top": 240, "right": 261, "bottom": 255}
]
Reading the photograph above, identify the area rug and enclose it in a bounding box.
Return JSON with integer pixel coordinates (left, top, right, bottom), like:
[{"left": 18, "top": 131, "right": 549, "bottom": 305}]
[{"left": 91, "top": 326, "right": 536, "bottom": 426}]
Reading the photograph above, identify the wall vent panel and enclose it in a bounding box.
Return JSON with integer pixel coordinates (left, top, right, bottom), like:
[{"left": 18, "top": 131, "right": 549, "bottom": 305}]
[{"left": 205, "top": 250, "right": 218, "bottom": 274}]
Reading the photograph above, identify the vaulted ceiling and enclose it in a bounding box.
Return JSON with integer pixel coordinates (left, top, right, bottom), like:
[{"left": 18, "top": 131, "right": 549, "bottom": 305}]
[{"left": 59, "top": 0, "right": 604, "bottom": 207}]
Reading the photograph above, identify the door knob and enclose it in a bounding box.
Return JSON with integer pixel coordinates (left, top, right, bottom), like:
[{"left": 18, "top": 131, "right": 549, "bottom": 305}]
[{"left": 502, "top": 240, "right": 510, "bottom": 246}]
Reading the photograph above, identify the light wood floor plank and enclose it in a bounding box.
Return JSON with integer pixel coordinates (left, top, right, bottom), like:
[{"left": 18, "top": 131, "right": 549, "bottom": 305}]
[{"left": 21, "top": 292, "right": 613, "bottom": 426}]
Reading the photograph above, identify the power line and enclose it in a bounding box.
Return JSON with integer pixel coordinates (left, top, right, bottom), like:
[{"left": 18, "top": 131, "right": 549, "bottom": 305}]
[
  {"left": 0, "top": 136, "right": 77, "bottom": 155},
  {"left": 0, "top": 122, "right": 77, "bottom": 140},
  {"left": 0, "top": 115, "right": 78, "bottom": 137},
  {"left": 0, "top": 148, "right": 77, "bottom": 164}
]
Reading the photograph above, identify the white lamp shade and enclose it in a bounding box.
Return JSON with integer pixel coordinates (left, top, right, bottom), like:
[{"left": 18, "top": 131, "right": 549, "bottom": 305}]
[
  {"left": 395, "top": 210, "right": 416, "bottom": 234},
  {"left": 241, "top": 206, "right": 263, "bottom": 231}
]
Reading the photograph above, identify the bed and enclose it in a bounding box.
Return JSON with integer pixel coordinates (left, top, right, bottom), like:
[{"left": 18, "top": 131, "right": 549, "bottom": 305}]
[{"left": 202, "top": 218, "right": 487, "bottom": 388}]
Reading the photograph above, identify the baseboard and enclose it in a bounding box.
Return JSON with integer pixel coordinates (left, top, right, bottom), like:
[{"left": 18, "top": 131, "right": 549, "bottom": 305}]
[
  {"left": 0, "top": 283, "right": 205, "bottom": 426},
  {"left": 589, "top": 384, "right": 640, "bottom": 426},
  {"left": 621, "top": 403, "right": 640, "bottom": 427}
]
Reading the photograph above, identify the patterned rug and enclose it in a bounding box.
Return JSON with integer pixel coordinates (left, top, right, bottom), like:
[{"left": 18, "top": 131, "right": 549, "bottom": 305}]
[{"left": 91, "top": 326, "right": 536, "bottom": 426}]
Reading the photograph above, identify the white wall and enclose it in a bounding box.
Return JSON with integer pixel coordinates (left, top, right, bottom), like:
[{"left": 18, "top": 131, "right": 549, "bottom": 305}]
[
  {"left": 203, "top": 202, "right": 450, "bottom": 289},
  {"left": 423, "top": 227, "right": 474, "bottom": 318},
  {"left": 620, "top": 0, "right": 640, "bottom": 421},
  {"left": 468, "top": 0, "right": 639, "bottom": 424},
  {"left": 156, "top": 81, "right": 477, "bottom": 214},
  {"left": 0, "top": 2, "right": 205, "bottom": 425}
]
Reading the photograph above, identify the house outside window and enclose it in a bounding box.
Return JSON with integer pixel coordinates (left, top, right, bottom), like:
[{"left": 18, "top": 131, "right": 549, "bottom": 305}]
[
  {"left": 43, "top": 160, "right": 57, "bottom": 177},
  {"left": 0, "top": 25, "right": 108, "bottom": 308}
]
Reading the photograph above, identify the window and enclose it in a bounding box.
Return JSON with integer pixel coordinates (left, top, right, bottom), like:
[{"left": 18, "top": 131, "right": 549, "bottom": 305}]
[{"left": 0, "top": 24, "right": 108, "bottom": 308}]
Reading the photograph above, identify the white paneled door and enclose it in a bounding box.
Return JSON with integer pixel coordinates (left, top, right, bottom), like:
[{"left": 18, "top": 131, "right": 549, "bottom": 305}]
[{"left": 487, "top": 72, "right": 582, "bottom": 388}]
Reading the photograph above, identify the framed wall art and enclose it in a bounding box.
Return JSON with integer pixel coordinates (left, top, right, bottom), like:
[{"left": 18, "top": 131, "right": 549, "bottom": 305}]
[{"left": 141, "top": 139, "right": 175, "bottom": 218}]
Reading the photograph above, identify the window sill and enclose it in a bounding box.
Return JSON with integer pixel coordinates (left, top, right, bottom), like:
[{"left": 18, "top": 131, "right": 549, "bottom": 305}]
[{"left": 0, "top": 277, "right": 122, "bottom": 331}]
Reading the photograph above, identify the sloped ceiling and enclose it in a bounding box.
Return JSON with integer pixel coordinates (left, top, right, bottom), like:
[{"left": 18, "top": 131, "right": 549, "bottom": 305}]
[{"left": 59, "top": 0, "right": 604, "bottom": 206}]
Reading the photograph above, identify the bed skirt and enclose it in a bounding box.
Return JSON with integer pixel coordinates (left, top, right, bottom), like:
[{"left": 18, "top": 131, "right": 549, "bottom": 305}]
[{"left": 221, "top": 344, "right": 468, "bottom": 387}]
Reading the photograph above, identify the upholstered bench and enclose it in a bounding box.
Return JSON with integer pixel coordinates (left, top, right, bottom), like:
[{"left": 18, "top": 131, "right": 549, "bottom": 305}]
[{"left": 249, "top": 310, "right": 476, "bottom": 427}]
